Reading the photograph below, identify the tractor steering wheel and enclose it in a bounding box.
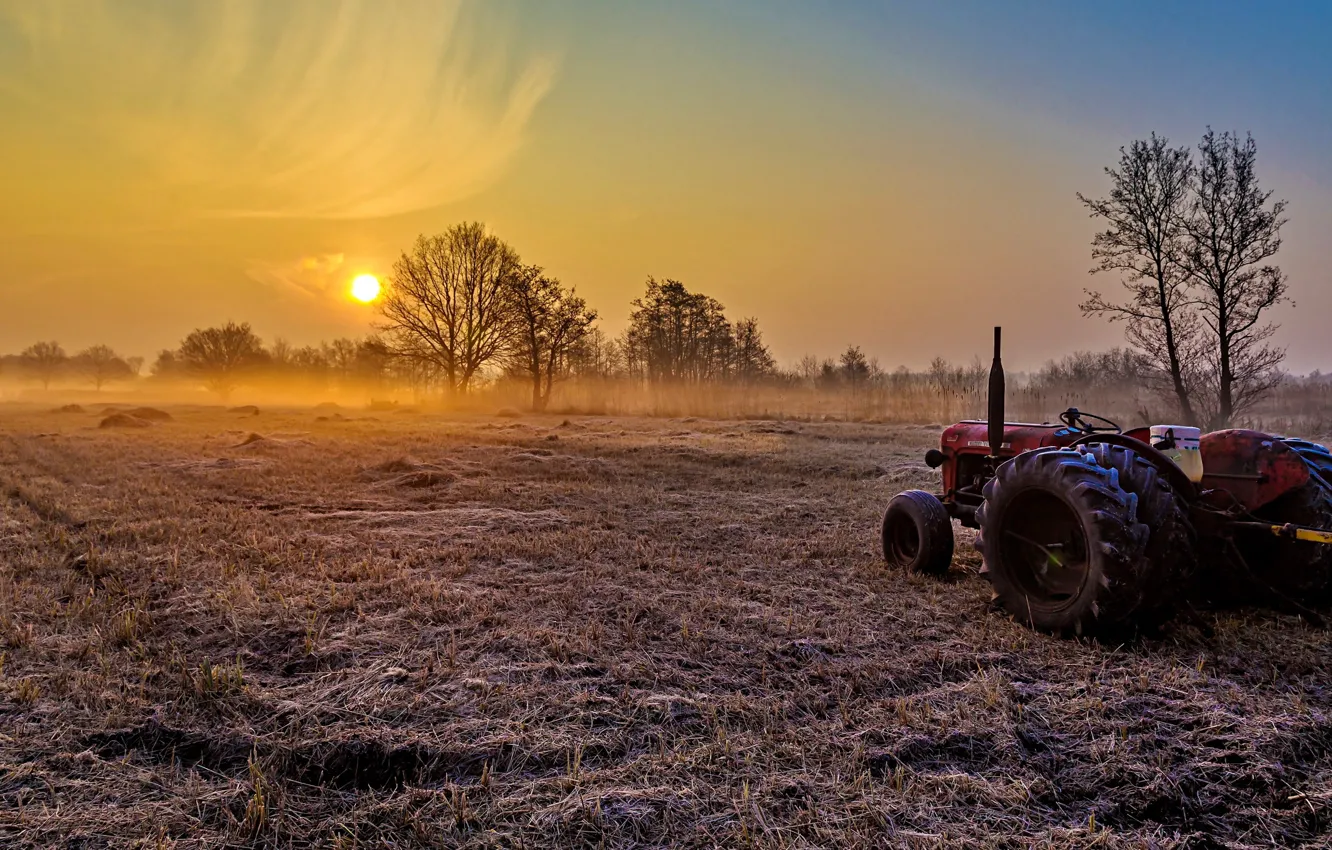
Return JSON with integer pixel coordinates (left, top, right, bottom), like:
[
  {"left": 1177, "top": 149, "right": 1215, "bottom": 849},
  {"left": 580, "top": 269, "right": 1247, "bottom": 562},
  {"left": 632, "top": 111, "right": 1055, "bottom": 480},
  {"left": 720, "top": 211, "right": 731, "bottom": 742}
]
[{"left": 1059, "top": 407, "right": 1121, "bottom": 434}]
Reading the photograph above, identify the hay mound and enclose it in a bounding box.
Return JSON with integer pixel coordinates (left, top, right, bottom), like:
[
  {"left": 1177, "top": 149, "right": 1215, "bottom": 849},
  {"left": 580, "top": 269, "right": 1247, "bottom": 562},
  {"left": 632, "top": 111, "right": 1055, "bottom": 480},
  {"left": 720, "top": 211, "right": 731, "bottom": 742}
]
[
  {"left": 389, "top": 470, "right": 457, "bottom": 488},
  {"left": 52, "top": 404, "right": 85, "bottom": 414},
  {"left": 232, "top": 432, "right": 311, "bottom": 449},
  {"left": 99, "top": 413, "right": 149, "bottom": 429},
  {"left": 229, "top": 405, "right": 260, "bottom": 415},
  {"left": 361, "top": 457, "right": 457, "bottom": 488},
  {"left": 124, "top": 407, "right": 172, "bottom": 422}
]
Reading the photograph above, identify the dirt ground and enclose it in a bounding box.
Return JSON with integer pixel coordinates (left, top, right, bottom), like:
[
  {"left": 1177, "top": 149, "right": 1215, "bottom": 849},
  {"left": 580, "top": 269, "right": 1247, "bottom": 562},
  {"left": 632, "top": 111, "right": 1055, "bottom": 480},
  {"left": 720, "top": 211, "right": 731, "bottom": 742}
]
[{"left": 2, "top": 403, "right": 1331, "bottom": 848}]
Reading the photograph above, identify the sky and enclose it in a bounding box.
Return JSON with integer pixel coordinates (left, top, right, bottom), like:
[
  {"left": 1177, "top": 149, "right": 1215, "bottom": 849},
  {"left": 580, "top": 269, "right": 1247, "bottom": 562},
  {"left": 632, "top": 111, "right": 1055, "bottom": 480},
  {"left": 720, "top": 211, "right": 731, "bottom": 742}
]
[{"left": 1, "top": 0, "right": 1329, "bottom": 371}]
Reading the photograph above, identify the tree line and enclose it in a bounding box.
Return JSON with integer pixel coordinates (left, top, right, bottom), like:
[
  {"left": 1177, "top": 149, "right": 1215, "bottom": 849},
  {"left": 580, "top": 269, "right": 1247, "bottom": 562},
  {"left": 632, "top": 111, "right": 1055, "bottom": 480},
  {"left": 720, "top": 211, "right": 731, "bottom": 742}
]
[
  {"left": 2, "top": 128, "right": 1302, "bottom": 429},
  {"left": 2, "top": 343, "right": 144, "bottom": 391},
  {"left": 1, "top": 222, "right": 786, "bottom": 408},
  {"left": 376, "top": 222, "right": 786, "bottom": 409}
]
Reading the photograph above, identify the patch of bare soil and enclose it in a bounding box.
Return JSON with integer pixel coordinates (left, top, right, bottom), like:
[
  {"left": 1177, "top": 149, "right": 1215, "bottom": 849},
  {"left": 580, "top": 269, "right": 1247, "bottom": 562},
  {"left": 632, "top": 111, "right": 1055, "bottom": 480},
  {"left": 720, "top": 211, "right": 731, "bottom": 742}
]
[
  {"left": 0, "top": 410, "right": 1331, "bottom": 847},
  {"left": 51, "top": 404, "right": 85, "bottom": 414}
]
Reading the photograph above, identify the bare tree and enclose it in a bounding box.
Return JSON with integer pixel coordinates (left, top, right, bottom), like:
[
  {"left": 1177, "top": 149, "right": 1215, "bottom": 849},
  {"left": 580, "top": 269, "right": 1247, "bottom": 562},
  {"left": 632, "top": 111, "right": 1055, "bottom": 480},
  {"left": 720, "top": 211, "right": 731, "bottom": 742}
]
[
  {"left": 379, "top": 223, "right": 521, "bottom": 395},
  {"left": 1081, "top": 130, "right": 1291, "bottom": 428},
  {"left": 796, "top": 355, "right": 821, "bottom": 386},
  {"left": 568, "top": 328, "right": 622, "bottom": 380},
  {"left": 506, "top": 265, "right": 598, "bottom": 411},
  {"left": 178, "top": 322, "right": 268, "bottom": 400},
  {"left": 19, "top": 341, "right": 67, "bottom": 389},
  {"left": 1183, "top": 130, "right": 1289, "bottom": 427},
  {"left": 1078, "top": 134, "right": 1199, "bottom": 424},
  {"left": 74, "top": 344, "right": 133, "bottom": 390}
]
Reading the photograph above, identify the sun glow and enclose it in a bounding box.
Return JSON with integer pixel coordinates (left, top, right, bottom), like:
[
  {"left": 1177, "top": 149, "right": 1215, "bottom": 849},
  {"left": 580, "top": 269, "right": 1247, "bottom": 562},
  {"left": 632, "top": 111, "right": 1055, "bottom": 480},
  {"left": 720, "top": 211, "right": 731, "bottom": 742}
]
[{"left": 351, "top": 274, "right": 381, "bottom": 303}]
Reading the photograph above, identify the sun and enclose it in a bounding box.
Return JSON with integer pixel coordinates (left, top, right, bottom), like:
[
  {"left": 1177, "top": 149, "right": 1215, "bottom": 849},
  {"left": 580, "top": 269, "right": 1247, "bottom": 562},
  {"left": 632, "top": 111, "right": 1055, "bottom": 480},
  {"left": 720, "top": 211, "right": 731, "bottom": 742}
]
[{"left": 350, "top": 273, "right": 381, "bottom": 303}]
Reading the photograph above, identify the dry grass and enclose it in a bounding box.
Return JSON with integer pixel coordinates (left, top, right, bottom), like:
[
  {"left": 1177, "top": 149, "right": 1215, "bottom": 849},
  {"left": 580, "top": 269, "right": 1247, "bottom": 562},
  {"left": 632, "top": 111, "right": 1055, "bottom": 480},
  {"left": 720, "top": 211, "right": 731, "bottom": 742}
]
[{"left": 0, "top": 403, "right": 1330, "bottom": 847}]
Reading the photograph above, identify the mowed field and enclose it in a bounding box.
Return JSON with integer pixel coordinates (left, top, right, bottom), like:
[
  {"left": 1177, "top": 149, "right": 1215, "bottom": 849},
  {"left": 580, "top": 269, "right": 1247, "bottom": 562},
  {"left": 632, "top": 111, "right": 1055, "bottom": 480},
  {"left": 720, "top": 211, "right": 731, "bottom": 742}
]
[{"left": 2, "top": 405, "right": 1332, "bottom": 848}]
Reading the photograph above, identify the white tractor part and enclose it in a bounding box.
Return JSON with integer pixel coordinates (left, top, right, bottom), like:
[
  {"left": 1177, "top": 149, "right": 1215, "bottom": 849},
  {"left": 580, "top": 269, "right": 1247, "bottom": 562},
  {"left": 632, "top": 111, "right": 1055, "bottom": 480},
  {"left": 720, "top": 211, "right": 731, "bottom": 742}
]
[{"left": 1149, "top": 425, "right": 1204, "bottom": 482}]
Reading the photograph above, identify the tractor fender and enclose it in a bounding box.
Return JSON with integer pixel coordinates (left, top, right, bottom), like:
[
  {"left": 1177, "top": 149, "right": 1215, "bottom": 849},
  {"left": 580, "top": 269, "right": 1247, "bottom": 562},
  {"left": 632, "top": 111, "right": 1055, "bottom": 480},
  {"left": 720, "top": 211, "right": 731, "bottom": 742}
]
[
  {"left": 1199, "top": 430, "right": 1311, "bottom": 513},
  {"left": 1069, "top": 433, "right": 1198, "bottom": 501}
]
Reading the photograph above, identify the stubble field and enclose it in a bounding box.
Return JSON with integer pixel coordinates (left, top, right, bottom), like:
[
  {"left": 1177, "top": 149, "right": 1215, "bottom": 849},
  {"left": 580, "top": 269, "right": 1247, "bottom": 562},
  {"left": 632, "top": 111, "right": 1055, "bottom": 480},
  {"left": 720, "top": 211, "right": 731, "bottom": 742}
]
[{"left": 2, "top": 404, "right": 1331, "bottom": 848}]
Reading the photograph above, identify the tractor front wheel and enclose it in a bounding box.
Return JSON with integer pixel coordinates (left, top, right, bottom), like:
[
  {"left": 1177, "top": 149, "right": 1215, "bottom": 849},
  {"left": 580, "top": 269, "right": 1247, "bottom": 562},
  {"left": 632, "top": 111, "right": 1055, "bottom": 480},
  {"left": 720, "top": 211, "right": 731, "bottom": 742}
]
[
  {"left": 977, "top": 448, "right": 1152, "bottom": 634},
  {"left": 882, "top": 490, "right": 954, "bottom": 575}
]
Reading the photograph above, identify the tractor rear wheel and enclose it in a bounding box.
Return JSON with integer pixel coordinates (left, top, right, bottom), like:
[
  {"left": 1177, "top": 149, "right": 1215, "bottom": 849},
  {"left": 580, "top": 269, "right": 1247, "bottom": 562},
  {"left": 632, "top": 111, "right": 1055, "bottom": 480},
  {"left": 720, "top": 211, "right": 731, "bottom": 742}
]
[
  {"left": 882, "top": 490, "right": 954, "bottom": 575},
  {"left": 1081, "top": 441, "right": 1197, "bottom": 626},
  {"left": 976, "top": 448, "right": 1152, "bottom": 634}
]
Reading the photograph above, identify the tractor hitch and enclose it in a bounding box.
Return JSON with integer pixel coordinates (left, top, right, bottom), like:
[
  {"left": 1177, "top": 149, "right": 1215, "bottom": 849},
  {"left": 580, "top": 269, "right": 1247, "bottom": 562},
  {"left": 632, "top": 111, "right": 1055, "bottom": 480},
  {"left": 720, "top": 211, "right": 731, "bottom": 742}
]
[{"left": 1231, "top": 521, "right": 1332, "bottom": 545}]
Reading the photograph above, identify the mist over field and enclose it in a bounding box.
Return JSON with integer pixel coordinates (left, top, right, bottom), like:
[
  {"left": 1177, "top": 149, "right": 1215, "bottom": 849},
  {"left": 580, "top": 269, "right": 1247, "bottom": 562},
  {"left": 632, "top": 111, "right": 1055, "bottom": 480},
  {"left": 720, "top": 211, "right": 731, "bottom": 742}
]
[{"left": 4, "top": 2, "right": 1332, "bottom": 848}]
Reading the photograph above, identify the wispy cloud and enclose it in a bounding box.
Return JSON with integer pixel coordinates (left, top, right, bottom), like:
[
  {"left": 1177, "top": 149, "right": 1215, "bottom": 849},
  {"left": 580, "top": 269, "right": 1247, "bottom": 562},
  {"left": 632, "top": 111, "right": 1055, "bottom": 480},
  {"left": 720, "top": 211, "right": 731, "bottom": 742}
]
[
  {"left": 0, "top": 0, "right": 558, "bottom": 219},
  {"left": 247, "top": 253, "right": 349, "bottom": 301}
]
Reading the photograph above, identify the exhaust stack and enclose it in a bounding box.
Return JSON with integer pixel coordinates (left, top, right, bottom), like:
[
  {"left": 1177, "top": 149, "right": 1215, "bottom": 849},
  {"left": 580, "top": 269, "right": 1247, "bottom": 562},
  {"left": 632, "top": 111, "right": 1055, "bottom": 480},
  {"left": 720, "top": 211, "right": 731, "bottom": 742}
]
[{"left": 988, "top": 326, "right": 1005, "bottom": 459}]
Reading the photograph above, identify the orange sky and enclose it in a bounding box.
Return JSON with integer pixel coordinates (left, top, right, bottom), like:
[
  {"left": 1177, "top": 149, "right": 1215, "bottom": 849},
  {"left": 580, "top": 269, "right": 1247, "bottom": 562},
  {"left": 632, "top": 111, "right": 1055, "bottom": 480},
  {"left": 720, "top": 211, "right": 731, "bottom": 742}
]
[{"left": 2, "top": 0, "right": 1329, "bottom": 371}]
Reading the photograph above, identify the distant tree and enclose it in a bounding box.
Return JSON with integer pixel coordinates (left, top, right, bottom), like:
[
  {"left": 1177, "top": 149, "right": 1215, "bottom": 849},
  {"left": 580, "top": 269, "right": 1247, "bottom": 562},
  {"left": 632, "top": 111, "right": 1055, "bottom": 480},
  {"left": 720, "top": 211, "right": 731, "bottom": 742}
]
[
  {"left": 622, "top": 278, "right": 735, "bottom": 384},
  {"left": 379, "top": 222, "right": 521, "bottom": 394},
  {"left": 289, "top": 345, "right": 330, "bottom": 386},
  {"left": 355, "top": 337, "right": 393, "bottom": 387},
  {"left": 19, "top": 341, "right": 66, "bottom": 389},
  {"left": 268, "top": 338, "right": 294, "bottom": 371},
  {"left": 839, "top": 345, "right": 871, "bottom": 390},
  {"left": 506, "top": 265, "right": 598, "bottom": 411},
  {"left": 151, "top": 349, "right": 182, "bottom": 378},
  {"left": 323, "top": 338, "right": 360, "bottom": 381},
  {"left": 1029, "top": 349, "right": 1150, "bottom": 393},
  {"left": 125, "top": 356, "right": 144, "bottom": 377},
  {"left": 178, "top": 322, "right": 268, "bottom": 400},
  {"left": 73, "top": 344, "right": 133, "bottom": 390},
  {"left": 568, "top": 327, "right": 622, "bottom": 380},
  {"left": 816, "top": 358, "right": 840, "bottom": 390},
  {"left": 731, "top": 318, "right": 776, "bottom": 383},
  {"left": 796, "top": 355, "right": 821, "bottom": 385},
  {"left": 1182, "top": 130, "right": 1289, "bottom": 428},
  {"left": 1078, "top": 133, "right": 1199, "bottom": 424}
]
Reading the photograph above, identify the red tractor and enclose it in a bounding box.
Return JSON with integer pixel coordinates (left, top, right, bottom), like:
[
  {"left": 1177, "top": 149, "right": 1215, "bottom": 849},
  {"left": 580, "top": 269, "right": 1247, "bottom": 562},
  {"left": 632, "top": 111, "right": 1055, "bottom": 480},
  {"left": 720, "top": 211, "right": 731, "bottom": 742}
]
[{"left": 882, "top": 328, "right": 1332, "bottom": 635}]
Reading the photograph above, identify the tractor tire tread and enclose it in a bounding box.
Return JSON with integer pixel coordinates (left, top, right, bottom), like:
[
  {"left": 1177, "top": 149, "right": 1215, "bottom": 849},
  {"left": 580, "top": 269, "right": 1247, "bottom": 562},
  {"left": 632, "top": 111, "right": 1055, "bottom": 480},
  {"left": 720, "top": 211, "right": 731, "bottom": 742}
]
[{"left": 978, "top": 447, "right": 1150, "bottom": 634}]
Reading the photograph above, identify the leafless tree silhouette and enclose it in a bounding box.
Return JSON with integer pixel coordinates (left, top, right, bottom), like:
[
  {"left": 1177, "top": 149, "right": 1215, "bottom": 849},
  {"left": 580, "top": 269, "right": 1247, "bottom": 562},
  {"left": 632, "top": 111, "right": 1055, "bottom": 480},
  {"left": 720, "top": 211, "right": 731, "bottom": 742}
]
[
  {"left": 74, "top": 344, "right": 133, "bottom": 390},
  {"left": 1183, "top": 130, "right": 1289, "bottom": 428},
  {"left": 1079, "top": 134, "right": 1200, "bottom": 424},
  {"left": 179, "top": 322, "right": 267, "bottom": 400},
  {"left": 379, "top": 223, "right": 521, "bottom": 395},
  {"left": 1080, "top": 130, "right": 1289, "bottom": 427},
  {"left": 506, "top": 265, "right": 598, "bottom": 411},
  {"left": 19, "top": 341, "right": 67, "bottom": 389}
]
